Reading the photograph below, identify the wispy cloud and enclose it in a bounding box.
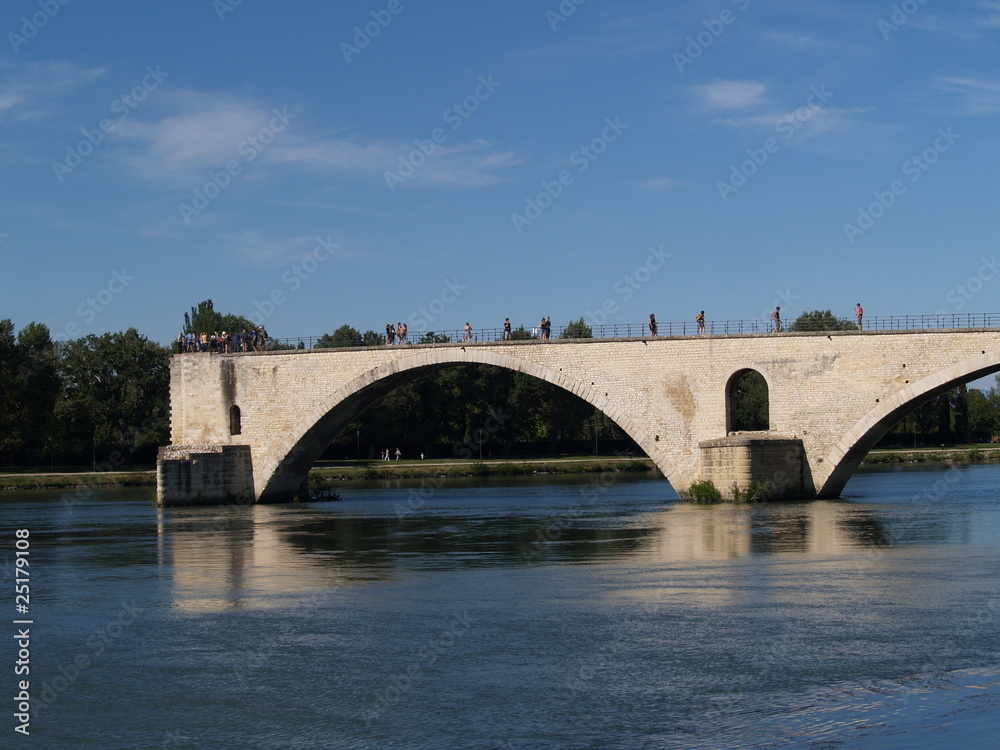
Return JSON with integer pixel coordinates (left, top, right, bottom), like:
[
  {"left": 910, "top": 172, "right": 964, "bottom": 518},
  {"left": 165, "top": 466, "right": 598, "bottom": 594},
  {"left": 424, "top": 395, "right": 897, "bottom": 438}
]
[
  {"left": 933, "top": 76, "right": 1000, "bottom": 114},
  {"left": 692, "top": 80, "right": 768, "bottom": 110},
  {"left": 976, "top": 1, "right": 1000, "bottom": 27},
  {"left": 714, "top": 106, "right": 867, "bottom": 141},
  {"left": 220, "top": 230, "right": 346, "bottom": 265},
  {"left": 0, "top": 61, "right": 105, "bottom": 122},
  {"left": 114, "top": 90, "right": 520, "bottom": 190},
  {"left": 114, "top": 92, "right": 287, "bottom": 184}
]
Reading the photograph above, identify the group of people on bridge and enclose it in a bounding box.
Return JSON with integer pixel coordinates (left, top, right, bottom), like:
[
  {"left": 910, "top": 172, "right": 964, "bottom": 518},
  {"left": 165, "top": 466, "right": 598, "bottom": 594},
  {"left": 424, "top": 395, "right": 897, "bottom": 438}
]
[
  {"left": 176, "top": 328, "right": 268, "bottom": 353},
  {"left": 385, "top": 322, "right": 408, "bottom": 345}
]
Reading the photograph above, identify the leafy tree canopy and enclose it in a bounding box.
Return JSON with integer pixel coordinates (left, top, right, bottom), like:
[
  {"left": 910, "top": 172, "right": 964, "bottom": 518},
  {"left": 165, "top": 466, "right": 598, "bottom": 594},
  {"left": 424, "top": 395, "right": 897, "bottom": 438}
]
[
  {"left": 183, "top": 299, "right": 257, "bottom": 335},
  {"left": 561, "top": 317, "right": 593, "bottom": 339},
  {"left": 789, "top": 309, "right": 858, "bottom": 332},
  {"left": 55, "top": 328, "right": 171, "bottom": 456},
  {"left": 316, "top": 325, "right": 362, "bottom": 348},
  {"left": 419, "top": 331, "right": 451, "bottom": 344},
  {"left": 729, "top": 370, "right": 769, "bottom": 432}
]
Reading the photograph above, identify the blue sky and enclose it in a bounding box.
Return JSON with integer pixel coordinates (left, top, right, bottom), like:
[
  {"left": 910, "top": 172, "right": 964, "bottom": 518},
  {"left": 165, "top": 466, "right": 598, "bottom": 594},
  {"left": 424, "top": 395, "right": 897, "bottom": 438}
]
[{"left": 2, "top": 0, "right": 999, "bottom": 346}]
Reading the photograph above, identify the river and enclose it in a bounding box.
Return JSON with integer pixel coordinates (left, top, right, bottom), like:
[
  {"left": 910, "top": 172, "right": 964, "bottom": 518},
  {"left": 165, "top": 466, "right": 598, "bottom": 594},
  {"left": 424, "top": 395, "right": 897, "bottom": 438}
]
[{"left": 2, "top": 464, "right": 999, "bottom": 748}]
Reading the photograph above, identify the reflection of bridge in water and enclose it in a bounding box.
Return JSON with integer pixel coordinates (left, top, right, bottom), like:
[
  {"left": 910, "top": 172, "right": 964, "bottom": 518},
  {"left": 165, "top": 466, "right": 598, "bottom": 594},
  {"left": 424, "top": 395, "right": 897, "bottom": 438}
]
[
  {"left": 158, "top": 498, "right": 931, "bottom": 613},
  {"left": 157, "top": 323, "right": 1000, "bottom": 506}
]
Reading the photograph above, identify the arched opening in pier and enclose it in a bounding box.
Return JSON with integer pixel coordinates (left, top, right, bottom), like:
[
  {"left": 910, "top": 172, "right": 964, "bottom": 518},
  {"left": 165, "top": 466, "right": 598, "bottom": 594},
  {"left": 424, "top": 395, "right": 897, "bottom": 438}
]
[
  {"left": 727, "top": 369, "right": 769, "bottom": 433},
  {"left": 229, "top": 405, "right": 242, "bottom": 436}
]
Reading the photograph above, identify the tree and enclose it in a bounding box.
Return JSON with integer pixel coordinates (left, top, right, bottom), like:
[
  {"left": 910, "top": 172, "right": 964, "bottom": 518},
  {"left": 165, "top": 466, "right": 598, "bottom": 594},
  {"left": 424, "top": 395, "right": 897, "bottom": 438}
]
[
  {"left": 0, "top": 320, "right": 17, "bottom": 460},
  {"left": 55, "top": 329, "right": 170, "bottom": 459},
  {"left": 730, "top": 370, "right": 769, "bottom": 431},
  {"left": 14, "top": 322, "right": 60, "bottom": 460},
  {"left": 966, "top": 385, "right": 1000, "bottom": 441},
  {"left": 183, "top": 299, "right": 255, "bottom": 336},
  {"left": 561, "top": 317, "right": 593, "bottom": 339},
  {"left": 952, "top": 384, "right": 969, "bottom": 443},
  {"left": 316, "top": 325, "right": 362, "bottom": 348},
  {"left": 0, "top": 320, "right": 60, "bottom": 463},
  {"left": 362, "top": 330, "right": 384, "bottom": 346},
  {"left": 511, "top": 325, "right": 534, "bottom": 340},
  {"left": 0, "top": 320, "right": 59, "bottom": 463},
  {"left": 789, "top": 310, "right": 857, "bottom": 332},
  {"left": 418, "top": 331, "right": 450, "bottom": 344}
]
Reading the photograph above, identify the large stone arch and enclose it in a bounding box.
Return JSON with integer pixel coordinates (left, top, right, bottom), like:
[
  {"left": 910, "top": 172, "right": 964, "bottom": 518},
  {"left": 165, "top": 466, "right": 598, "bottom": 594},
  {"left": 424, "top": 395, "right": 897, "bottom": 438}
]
[
  {"left": 255, "top": 347, "right": 680, "bottom": 502},
  {"left": 816, "top": 350, "right": 1000, "bottom": 498}
]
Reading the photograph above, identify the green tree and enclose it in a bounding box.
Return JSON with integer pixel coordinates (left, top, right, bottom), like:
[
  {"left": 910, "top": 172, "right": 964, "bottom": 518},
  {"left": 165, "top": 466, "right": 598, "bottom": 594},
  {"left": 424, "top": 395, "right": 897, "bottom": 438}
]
[
  {"left": 730, "top": 370, "right": 769, "bottom": 431},
  {"left": 561, "top": 317, "right": 593, "bottom": 339},
  {"left": 967, "top": 382, "right": 1000, "bottom": 441},
  {"left": 789, "top": 310, "right": 857, "bottom": 332},
  {"left": 55, "top": 329, "right": 170, "bottom": 458},
  {"left": 183, "top": 299, "right": 255, "bottom": 337},
  {"left": 418, "top": 331, "right": 451, "bottom": 344},
  {"left": 316, "top": 325, "right": 362, "bottom": 348},
  {"left": 511, "top": 325, "right": 534, "bottom": 340},
  {"left": 362, "top": 330, "right": 384, "bottom": 346},
  {"left": 15, "top": 322, "right": 60, "bottom": 460},
  {"left": 0, "top": 320, "right": 60, "bottom": 463},
  {"left": 952, "top": 384, "right": 969, "bottom": 443},
  {"left": 0, "top": 320, "right": 17, "bottom": 460}
]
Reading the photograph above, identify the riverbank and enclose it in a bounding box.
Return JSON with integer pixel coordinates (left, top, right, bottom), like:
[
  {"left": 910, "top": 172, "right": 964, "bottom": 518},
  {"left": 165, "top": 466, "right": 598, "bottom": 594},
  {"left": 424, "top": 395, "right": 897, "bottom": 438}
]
[
  {"left": 2, "top": 447, "right": 999, "bottom": 491},
  {"left": 863, "top": 445, "right": 1000, "bottom": 464},
  {"left": 0, "top": 456, "right": 658, "bottom": 491}
]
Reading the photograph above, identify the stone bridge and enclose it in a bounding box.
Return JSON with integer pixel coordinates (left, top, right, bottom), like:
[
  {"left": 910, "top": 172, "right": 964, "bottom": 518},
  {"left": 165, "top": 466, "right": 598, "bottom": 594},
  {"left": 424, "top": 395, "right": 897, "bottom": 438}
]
[{"left": 156, "top": 328, "right": 1000, "bottom": 506}]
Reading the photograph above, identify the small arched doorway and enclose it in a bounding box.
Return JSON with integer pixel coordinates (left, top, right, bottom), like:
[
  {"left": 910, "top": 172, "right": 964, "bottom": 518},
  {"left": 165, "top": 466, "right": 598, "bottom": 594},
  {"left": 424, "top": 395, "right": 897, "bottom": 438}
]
[
  {"left": 727, "top": 369, "right": 769, "bottom": 432},
  {"left": 229, "top": 405, "right": 242, "bottom": 436}
]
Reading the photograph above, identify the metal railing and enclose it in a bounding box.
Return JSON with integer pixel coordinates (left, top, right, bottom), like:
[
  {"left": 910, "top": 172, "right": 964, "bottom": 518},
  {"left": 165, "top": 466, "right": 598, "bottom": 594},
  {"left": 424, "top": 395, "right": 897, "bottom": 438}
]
[{"left": 248, "top": 313, "right": 1000, "bottom": 351}]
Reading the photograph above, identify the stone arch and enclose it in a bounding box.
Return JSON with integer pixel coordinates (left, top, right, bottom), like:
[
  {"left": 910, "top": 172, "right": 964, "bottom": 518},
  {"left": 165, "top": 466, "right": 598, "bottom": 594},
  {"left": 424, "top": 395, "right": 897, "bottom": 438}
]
[
  {"left": 254, "top": 347, "right": 679, "bottom": 502},
  {"left": 725, "top": 368, "right": 770, "bottom": 433},
  {"left": 817, "top": 350, "right": 1000, "bottom": 498}
]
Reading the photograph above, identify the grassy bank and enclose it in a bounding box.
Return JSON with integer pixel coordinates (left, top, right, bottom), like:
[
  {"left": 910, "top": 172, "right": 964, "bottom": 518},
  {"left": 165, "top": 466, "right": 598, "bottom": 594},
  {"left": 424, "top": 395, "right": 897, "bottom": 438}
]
[
  {"left": 862, "top": 445, "right": 1000, "bottom": 465},
  {"left": 0, "top": 457, "right": 658, "bottom": 491},
  {"left": 0, "top": 471, "right": 155, "bottom": 491},
  {"left": 310, "top": 457, "right": 658, "bottom": 482}
]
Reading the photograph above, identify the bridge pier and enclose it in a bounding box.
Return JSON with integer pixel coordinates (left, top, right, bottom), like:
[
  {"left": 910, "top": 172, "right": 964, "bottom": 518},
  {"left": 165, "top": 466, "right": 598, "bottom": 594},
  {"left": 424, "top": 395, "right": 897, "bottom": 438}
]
[
  {"left": 698, "top": 435, "right": 808, "bottom": 500},
  {"left": 156, "top": 444, "right": 255, "bottom": 507}
]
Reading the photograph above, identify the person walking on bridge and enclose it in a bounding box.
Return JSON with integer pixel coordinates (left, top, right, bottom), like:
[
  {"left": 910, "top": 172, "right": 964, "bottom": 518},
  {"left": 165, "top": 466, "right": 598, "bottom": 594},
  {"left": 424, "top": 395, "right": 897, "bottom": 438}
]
[
  {"left": 771, "top": 307, "right": 782, "bottom": 333},
  {"left": 855, "top": 303, "right": 864, "bottom": 331}
]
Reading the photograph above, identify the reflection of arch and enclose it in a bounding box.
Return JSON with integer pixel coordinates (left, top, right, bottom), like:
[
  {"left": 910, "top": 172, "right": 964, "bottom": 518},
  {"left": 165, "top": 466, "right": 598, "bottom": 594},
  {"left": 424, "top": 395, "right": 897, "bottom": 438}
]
[
  {"left": 818, "top": 351, "right": 1000, "bottom": 497},
  {"left": 726, "top": 368, "right": 769, "bottom": 433},
  {"left": 229, "top": 405, "right": 241, "bottom": 436},
  {"left": 255, "top": 349, "right": 679, "bottom": 502}
]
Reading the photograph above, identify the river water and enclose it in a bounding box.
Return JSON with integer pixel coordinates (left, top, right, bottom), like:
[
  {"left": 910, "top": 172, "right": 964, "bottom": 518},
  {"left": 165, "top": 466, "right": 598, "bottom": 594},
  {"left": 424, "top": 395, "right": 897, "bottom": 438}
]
[{"left": 2, "top": 464, "right": 999, "bottom": 749}]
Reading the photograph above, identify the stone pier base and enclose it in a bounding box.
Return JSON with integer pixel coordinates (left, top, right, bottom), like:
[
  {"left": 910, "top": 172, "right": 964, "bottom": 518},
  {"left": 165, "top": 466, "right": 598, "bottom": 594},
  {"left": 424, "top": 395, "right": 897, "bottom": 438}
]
[
  {"left": 156, "top": 444, "right": 254, "bottom": 507},
  {"left": 698, "top": 435, "right": 806, "bottom": 500}
]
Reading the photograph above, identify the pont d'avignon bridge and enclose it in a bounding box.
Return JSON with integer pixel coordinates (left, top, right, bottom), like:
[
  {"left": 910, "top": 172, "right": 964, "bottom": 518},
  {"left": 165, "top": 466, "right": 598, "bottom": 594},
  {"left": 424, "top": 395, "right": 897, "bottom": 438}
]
[{"left": 156, "top": 313, "right": 1000, "bottom": 507}]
